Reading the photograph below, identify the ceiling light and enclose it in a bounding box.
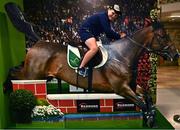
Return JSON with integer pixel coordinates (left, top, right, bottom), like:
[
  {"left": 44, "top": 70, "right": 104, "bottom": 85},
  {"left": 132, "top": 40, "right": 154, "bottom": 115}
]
[
  {"left": 169, "top": 13, "right": 180, "bottom": 18},
  {"left": 170, "top": 15, "right": 180, "bottom": 18}
]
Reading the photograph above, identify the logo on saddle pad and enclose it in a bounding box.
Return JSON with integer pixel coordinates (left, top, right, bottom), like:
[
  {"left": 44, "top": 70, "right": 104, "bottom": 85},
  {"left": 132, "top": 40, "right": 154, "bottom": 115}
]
[{"left": 67, "top": 42, "right": 108, "bottom": 69}]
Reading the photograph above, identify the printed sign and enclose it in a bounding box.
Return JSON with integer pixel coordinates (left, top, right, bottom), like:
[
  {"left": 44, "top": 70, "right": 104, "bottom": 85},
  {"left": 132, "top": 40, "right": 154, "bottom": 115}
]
[
  {"left": 113, "top": 99, "right": 136, "bottom": 111},
  {"left": 77, "top": 100, "right": 100, "bottom": 112}
]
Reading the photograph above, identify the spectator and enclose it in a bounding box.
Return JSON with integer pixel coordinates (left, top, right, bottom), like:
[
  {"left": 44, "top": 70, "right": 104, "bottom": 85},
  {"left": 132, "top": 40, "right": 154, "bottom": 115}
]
[
  {"left": 24, "top": 0, "right": 157, "bottom": 48},
  {"left": 63, "top": 16, "right": 73, "bottom": 31}
]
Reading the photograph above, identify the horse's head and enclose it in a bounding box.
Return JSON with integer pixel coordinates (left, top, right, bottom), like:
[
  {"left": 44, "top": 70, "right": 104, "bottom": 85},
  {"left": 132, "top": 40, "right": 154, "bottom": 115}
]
[{"left": 150, "top": 21, "right": 179, "bottom": 61}]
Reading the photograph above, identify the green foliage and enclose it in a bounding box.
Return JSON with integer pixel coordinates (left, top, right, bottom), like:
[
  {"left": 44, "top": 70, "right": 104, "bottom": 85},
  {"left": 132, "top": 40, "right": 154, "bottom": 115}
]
[
  {"left": 36, "top": 98, "right": 50, "bottom": 106},
  {"left": 10, "top": 89, "right": 36, "bottom": 112},
  {"left": 149, "top": 53, "right": 158, "bottom": 103},
  {"left": 9, "top": 89, "right": 36, "bottom": 123}
]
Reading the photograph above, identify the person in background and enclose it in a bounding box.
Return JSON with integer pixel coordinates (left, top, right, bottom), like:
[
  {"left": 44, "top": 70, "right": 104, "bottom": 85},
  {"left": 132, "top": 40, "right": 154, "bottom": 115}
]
[{"left": 62, "top": 16, "right": 73, "bottom": 31}]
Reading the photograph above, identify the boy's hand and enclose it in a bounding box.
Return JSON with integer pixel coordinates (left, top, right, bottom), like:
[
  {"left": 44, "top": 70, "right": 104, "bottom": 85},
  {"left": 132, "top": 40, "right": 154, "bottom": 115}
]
[{"left": 120, "top": 32, "right": 126, "bottom": 38}]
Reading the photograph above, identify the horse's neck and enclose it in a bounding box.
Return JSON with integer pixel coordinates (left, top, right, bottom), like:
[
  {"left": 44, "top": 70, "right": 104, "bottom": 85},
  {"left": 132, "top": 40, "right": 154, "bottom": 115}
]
[
  {"left": 105, "top": 26, "right": 152, "bottom": 67},
  {"left": 132, "top": 26, "right": 152, "bottom": 44}
]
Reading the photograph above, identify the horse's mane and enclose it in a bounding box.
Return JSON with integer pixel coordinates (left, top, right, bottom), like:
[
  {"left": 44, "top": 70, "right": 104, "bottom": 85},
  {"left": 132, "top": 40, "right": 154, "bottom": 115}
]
[
  {"left": 132, "top": 28, "right": 146, "bottom": 35},
  {"left": 130, "top": 26, "right": 154, "bottom": 41},
  {"left": 109, "top": 26, "right": 152, "bottom": 45},
  {"left": 131, "top": 26, "right": 152, "bottom": 37},
  {"left": 131, "top": 21, "right": 163, "bottom": 36}
]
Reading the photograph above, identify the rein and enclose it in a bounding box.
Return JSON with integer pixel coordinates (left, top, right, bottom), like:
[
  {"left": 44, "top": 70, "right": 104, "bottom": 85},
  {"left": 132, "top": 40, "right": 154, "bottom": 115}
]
[
  {"left": 127, "top": 34, "right": 174, "bottom": 59},
  {"left": 127, "top": 37, "right": 152, "bottom": 52}
]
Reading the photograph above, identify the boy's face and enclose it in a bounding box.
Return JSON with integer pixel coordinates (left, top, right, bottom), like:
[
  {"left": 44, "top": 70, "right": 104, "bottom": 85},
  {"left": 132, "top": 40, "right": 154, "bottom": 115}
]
[{"left": 108, "top": 9, "right": 118, "bottom": 21}]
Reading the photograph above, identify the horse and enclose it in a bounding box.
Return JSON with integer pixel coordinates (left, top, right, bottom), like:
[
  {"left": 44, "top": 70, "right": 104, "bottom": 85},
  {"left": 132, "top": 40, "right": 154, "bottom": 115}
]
[{"left": 3, "top": 22, "right": 179, "bottom": 127}]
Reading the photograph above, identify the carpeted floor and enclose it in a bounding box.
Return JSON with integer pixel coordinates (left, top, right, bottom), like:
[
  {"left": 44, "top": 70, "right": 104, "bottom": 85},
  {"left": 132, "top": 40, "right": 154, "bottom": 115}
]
[{"left": 157, "top": 66, "right": 180, "bottom": 129}]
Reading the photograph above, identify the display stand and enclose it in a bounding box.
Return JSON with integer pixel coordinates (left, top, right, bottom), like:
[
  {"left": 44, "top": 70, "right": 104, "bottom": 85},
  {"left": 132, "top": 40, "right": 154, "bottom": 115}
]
[{"left": 10, "top": 80, "right": 174, "bottom": 129}]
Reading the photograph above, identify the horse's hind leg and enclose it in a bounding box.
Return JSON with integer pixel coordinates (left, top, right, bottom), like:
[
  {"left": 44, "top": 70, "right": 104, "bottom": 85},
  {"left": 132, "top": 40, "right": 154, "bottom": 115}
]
[
  {"left": 3, "top": 63, "right": 25, "bottom": 93},
  {"left": 45, "top": 52, "right": 64, "bottom": 78},
  {"left": 3, "top": 70, "right": 13, "bottom": 93}
]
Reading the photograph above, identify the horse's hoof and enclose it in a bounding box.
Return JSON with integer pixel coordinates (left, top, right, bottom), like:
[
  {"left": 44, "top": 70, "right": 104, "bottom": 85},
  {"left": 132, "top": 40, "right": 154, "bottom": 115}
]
[
  {"left": 174, "top": 115, "right": 180, "bottom": 123},
  {"left": 147, "top": 116, "right": 153, "bottom": 127},
  {"left": 46, "top": 76, "right": 54, "bottom": 82},
  {"left": 146, "top": 115, "right": 157, "bottom": 128},
  {"left": 3, "top": 80, "right": 13, "bottom": 94}
]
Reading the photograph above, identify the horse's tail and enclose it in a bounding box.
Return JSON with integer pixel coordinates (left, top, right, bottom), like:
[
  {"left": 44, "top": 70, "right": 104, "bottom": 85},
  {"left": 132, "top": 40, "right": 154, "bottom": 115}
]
[
  {"left": 3, "top": 62, "right": 25, "bottom": 93},
  {"left": 5, "top": 2, "right": 40, "bottom": 42}
]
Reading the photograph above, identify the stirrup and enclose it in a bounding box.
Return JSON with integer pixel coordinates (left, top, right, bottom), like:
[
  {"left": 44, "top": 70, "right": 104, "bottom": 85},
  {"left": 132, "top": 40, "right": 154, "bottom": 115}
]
[{"left": 75, "top": 67, "right": 88, "bottom": 77}]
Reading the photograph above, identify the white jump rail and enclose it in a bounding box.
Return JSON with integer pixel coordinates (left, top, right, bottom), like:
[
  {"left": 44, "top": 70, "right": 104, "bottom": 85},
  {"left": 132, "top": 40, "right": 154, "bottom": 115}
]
[
  {"left": 47, "top": 93, "right": 124, "bottom": 100},
  {"left": 11, "top": 80, "right": 47, "bottom": 84}
]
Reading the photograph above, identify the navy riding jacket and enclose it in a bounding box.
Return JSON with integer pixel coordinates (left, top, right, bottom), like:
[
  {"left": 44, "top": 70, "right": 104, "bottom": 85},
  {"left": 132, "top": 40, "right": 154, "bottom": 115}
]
[{"left": 79, "top": 11, "right": 120, "bottom": 41}]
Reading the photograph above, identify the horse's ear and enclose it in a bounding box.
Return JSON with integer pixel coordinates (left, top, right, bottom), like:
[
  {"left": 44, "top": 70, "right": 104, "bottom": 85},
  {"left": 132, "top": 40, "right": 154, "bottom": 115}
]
[
  {"left": 144, "top": 18, "right": 152, "bottom": 27},
  {"left": 152, "top": 21, "right": 164, "bottom": 30}
]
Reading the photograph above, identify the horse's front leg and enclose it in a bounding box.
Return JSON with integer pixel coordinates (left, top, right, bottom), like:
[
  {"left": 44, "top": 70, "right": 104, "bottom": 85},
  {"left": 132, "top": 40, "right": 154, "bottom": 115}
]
[
  {"left": 116, "top": 81, "right": 156, "bottom": 128},
  {"left": 107, "top": 71, "right": 147, "bottom": 111},
  {"left": 107, "top": 72, "right": 157, "bottom": 126},
  {"left": 117, "top": 82, "right": 147, "bottom": 111},
  {"left": 143, "top": 92, "right": 157, "bottom": 128}
]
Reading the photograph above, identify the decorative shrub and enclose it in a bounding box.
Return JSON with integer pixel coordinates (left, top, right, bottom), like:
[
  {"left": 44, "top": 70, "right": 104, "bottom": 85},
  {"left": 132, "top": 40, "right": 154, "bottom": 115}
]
[
  {"left": 9, "top": 89, "right": 36, "bottom": 123},
  {"left": 136, "top": 51, "right": 151, "bottom": 91},
  {"left": 136, "top": 51, "right": 158, "bottom": 104},
  {"left": 32, "top": 105, "right": 64, "bottom": 121},
  {"left": 148, "top": 53, "right": 158, "bottom": 103}
]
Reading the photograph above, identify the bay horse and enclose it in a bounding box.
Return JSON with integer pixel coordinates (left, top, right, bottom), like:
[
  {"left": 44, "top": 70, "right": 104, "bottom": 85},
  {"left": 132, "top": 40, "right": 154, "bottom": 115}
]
[{"left": 4, "top": 22, "right": 179, "bottom": 127}]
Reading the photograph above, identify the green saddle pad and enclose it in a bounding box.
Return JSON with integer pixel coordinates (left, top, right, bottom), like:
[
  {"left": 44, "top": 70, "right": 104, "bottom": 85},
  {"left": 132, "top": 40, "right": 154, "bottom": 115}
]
[
  {"left": 67, "top": 45, "right": 81, "bottom": 69},
  {"left": 67, "top": 43, "right": 108, "bottom": 70}
]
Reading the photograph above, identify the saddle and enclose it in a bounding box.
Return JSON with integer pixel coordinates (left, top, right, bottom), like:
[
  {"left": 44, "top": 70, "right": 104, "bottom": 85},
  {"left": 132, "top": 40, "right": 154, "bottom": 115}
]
[{"left": 67, "top": 40, "right": 108, "bottom": 69}]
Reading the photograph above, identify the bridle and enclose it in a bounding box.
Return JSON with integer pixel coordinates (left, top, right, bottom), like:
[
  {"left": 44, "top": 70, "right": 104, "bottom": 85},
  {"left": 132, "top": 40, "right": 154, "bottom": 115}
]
[{"left": 128, "top": 30, "right": 176, "bottom": 61}]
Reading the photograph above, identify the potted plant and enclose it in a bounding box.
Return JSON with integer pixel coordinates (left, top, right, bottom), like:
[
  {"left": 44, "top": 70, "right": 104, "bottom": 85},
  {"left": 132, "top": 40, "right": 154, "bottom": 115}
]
[{"left": 9, "top": 89, "right": 36, "bottom": 123}]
